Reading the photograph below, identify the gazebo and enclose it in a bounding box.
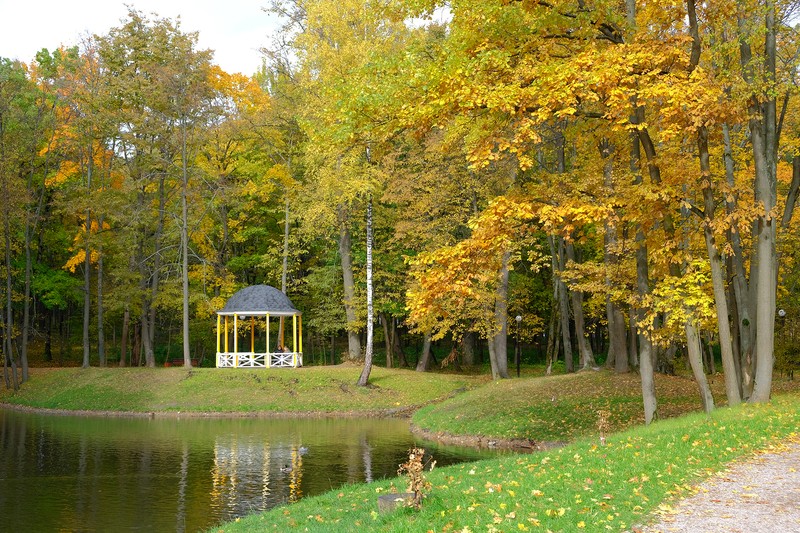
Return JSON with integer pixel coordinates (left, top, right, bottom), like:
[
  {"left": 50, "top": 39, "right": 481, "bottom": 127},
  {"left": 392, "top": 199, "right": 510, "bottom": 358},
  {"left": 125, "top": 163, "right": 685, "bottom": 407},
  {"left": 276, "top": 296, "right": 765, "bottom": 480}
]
[{"left": 216, "top": 285, "right": 303, "bottom": 368}]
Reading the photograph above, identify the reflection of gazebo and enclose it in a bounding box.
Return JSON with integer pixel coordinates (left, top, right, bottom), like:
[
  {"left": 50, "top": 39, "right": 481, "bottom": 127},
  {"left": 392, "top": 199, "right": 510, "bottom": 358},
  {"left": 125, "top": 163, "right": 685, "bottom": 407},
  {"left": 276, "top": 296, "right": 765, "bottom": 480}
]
[{"left": 216, "top": 285, "right": 303, "bottom": 368}]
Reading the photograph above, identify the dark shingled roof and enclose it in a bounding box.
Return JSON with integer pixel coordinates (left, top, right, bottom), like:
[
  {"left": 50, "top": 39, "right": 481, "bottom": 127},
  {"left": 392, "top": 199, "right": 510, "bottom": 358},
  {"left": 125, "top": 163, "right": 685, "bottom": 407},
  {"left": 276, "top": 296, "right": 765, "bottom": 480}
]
[{"left": 218, "top": 285, "right": 300, "bottom": 316}]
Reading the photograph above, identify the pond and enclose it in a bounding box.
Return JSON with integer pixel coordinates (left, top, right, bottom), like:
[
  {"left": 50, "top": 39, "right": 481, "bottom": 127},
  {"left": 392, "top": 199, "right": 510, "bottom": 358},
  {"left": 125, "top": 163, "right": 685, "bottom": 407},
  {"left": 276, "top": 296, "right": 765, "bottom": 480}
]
[{"left": 0, "top": 409, "right": 501, "bottom": 532}]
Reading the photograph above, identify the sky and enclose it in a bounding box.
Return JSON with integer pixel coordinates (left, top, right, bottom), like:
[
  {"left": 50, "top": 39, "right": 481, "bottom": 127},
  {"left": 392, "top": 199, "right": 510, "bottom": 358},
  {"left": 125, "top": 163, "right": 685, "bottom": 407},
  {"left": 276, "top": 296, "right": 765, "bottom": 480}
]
[{"left": 0, "top": 0, "right": 279, "bottom": 75}]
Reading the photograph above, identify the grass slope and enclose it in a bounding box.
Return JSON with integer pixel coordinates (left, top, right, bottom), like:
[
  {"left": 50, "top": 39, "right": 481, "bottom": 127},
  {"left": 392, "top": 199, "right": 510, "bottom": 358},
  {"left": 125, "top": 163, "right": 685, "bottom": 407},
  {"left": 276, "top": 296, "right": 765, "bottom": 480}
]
[
  {"left": 412, "top": 370, "right": 737, "bottom": 443},
  {"left": 213, "top": 394, "right": 800, "bottom": 533},
  {"left": 0, "top": 366, "right": 486, "bottom": 414}
]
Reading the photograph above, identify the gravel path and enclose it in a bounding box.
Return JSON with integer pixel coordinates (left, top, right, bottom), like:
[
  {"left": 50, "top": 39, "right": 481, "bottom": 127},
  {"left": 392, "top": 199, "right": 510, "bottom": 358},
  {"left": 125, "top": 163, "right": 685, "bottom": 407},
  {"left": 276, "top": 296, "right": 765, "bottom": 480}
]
[{"left": 637, "top": 438, "right": 800, "bottom": 533}]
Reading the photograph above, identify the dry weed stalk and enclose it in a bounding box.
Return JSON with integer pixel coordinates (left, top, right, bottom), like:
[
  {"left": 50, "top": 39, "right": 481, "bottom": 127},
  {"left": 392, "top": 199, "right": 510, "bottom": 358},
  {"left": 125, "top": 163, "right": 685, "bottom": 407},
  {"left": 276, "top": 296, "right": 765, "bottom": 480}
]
[
  {"left": 397, "top": 447, "right": 433, "bottom": 509},
  {"left": 597, "top": 409, "right": 611, "bottom": 446}
]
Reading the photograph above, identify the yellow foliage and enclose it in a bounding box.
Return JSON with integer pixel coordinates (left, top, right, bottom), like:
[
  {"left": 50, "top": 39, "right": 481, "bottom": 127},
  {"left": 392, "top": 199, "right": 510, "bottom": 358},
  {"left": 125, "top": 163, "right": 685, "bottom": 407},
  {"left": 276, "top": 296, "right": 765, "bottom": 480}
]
[
  {"left": 63, "top": 249, "right": 100, "bottom": 273},
  {"left": 47, "top": 160, "right": 80, "bottom": 186}
]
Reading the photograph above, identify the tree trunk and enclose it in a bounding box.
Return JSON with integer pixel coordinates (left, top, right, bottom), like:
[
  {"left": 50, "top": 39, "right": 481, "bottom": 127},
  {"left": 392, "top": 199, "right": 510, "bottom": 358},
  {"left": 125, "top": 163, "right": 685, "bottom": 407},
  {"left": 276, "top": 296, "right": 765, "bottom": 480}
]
[
  {"left": 83, "top": 216, "right": 91, "bottom": 368},
  {"left": 21, "top": 212, "right": 31, "bottom": 382},
  {"left": 338, "top": 205, "right": 361, "bottom": 361},
  {"left": 600, "top": 139, "right": 628, "bottom": 372},
  {"left": 549, "top": 236, "right": 574, "bottom": 372},
  {"left": 2, "top": 192, "right": 18, "bottom": 390},
  {"left": 698, "top": 126, "right": 740, "bottom": 405},
  {"left": 416, "top": 333, "right": 432, "bottom": 372},
  {"left": 489, "top": 252, "right": 511, "bottom": 379},
  {"left": 628, "top": 313, "right": 639, "bottom": 368},
  {"left": 21, "top": 118, "right": 50, "bottom": 381},
  {"left": 727, "top": 283, "right": 742, "bottom": 384},
  {"left": 277, "top": 193, "right": 291, "bottom": 344},
  {"left": 381, "top": 313, "right": 393, "bottom": 368},
  {"left": 685, "top": 319, "right": 715, "bottom": 413},
  {"left": 636, "top": 235, "right": 657, "bottom": 424},
  {"left": 181, "top": 119, "right": 192, "bottom": 368},
  {"left": 140, "top": 300, "right": 153, "bottom": 367},
  {"left": 545, "top": 300, "right": 558, "bottom": 374},
  {"left": 145, "top": 176, "right": 167, "bottom": 368},
  {"left": 782, "top": 154, "right": 800, "bottom": 228},
  {"left": 738, "top": 0, "right": 777, "bottom": 403},
  {"left": 461, "top": 331, "right": 477, "bottom": 366},
  {"left": 391, "top": 320, "right": 407, "bottom": 367},
  {"left": 97, "top": 219, "right": 105, "bottom": 367},
  {"left": 119, "top": 307, "right": 129, "bottom": 367},
  {"left": 609, "top": 303, "right": 628, "bottom": 373},
  {"left": 3, "top": 235, "right": 19, "bottom": 391},
  {"left": 44, "top": 312, "right": 52, "bottom": 362},
  {"left": 282, "top": 192, "right": 290, "bottom": 292},
  {"left": 704, "top": 332, "right": 717, "bottom": 375},
  {"left": 723, "top": 124, "right": 754, "bottom": 397},
  {"left": 566, "top": 242, "right": 595, "bottom": 369},
  {"left": 357, "top": 196, "right": 374, "bottom": 387},
  {"left": 631, "top": 113, "right": 657, "bottom": 422}
]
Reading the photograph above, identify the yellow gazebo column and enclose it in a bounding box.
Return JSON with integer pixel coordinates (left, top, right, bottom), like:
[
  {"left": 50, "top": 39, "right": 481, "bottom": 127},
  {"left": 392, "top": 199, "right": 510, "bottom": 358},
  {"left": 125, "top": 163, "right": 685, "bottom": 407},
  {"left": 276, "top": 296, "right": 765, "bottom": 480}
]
[
  {"left": 299, "top": 316, "right": 303, "bottom": 354},
  {"left": 224, "top": 316, "right": 229, "bottom": 352},
  {"left": 292, "top": 315, "right": 298, "bottom": 366},
  {"left": 266, "top": 314, "right": 270, "bottom": 368},
  {"left": 216, "top": 314, "right": 221, "bottom": 367},
  {"left": 233, "top": 314, "right": 238, "bottom": 367}
]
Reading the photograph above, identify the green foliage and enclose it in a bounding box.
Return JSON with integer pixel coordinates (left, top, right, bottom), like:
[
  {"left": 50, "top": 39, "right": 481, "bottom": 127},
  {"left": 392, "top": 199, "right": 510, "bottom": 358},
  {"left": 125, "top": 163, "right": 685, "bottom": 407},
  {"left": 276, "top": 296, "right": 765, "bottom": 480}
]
[{"left": 31, "top": 265, "right": 82, "bottom": 309}]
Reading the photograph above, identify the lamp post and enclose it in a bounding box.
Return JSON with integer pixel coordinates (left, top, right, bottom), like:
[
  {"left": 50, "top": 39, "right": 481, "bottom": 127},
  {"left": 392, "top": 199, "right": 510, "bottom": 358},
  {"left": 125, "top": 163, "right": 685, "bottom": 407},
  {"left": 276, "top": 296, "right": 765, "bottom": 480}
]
[{"left": 515, "top": 315, "right": 522, "bottom": 377}]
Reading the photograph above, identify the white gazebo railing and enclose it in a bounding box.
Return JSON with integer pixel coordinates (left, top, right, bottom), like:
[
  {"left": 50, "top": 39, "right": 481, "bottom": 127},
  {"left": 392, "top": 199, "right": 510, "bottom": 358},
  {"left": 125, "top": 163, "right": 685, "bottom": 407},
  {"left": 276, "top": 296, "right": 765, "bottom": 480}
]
[{"left": 216, "top": 351, "right": 303, "bottom": 368}]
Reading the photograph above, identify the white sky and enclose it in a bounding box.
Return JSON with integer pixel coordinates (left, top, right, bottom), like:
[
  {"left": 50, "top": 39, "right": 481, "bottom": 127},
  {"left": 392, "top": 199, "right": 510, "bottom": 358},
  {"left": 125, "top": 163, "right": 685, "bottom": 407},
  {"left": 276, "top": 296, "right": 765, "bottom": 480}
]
[{"left": 0, "top": 0, "right": 279, "bottom": 75}]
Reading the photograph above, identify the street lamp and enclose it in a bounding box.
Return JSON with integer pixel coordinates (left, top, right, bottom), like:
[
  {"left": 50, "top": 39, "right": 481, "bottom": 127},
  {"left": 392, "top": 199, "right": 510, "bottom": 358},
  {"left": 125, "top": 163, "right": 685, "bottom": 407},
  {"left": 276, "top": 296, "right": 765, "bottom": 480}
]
[{"left": 515, "top": 315, "right": 522, "bottom": 377}]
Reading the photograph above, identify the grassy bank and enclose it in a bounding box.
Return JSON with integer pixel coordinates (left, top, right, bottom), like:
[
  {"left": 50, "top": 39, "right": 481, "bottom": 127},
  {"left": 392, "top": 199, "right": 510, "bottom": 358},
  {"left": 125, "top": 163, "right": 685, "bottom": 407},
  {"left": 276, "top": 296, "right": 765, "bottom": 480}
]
[
  {"left": 213, "top": 393, "right": 800, "bottom": 532},
  {"left": 412, "top": 370, "right": 751, "bottom": 444},
  {"left": 0, "top": 366, "right": 486, "bottom": 414}
]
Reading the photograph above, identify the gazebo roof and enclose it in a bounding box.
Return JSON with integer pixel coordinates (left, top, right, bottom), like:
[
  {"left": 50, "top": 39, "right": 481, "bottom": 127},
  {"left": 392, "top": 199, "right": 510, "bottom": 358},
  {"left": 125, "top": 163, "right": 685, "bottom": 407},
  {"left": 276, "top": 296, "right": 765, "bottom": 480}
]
[{"left": 218, "top": 285, "right": 301, "bottom": 316}]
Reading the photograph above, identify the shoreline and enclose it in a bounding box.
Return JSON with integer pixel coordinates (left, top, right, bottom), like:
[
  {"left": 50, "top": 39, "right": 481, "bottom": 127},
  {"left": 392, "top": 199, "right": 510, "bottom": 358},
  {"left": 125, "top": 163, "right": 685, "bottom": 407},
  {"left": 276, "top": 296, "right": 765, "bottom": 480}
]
[
  {"left": 0, "top": 402, "right": 417, "bottom": 420},
  {"left": 0, "top": 401, "right": 550, "bottom": 451},
  {"left": 409, "top": 422, "right": 565, "bottom": 451}
]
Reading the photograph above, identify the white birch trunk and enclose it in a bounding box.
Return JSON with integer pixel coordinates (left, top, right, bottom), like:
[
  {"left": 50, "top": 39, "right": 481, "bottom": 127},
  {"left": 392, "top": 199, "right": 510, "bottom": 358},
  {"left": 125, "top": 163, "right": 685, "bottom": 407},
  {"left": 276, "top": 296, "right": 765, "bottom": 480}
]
[{"left": 358, "top": 196, "right": 374, "bottom": 386}]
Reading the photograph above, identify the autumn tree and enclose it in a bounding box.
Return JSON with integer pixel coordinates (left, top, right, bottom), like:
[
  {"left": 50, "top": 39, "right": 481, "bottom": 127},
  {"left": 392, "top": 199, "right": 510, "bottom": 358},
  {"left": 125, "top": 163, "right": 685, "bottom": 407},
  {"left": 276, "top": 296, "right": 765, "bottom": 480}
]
[
  {"left": 394, "top": 0, "right": 800, "bottom": 412},
  {"left": 269, "top": 0, "right": 412, "bottom": 373},
  {"left": 0, "top": 58, "right": 37, "bottom": 388},
  {"left": 96, "top": 9, "right": 216, "bottom": 367}
]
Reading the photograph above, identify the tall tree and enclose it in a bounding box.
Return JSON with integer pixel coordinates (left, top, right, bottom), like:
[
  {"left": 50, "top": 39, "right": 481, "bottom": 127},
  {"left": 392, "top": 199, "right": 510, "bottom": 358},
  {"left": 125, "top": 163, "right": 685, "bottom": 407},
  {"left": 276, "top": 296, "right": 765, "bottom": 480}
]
[{"left": 0, "top": 58, "right": 35, "bottom": 389}]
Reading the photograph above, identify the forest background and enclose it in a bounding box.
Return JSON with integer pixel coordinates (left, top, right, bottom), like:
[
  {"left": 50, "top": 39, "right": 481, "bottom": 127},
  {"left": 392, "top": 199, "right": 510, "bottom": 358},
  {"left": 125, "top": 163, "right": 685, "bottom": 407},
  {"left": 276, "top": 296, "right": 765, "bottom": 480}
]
[{"left": 1, "top": 0, "right": 799, "bottom": 423}]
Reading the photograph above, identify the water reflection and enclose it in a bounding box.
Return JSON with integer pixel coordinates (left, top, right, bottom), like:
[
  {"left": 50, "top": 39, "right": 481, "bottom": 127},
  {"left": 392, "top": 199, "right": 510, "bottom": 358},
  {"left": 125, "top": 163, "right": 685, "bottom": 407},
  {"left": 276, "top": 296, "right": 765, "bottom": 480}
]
[{"left": 0, "top": 409, "right": 496, "bottom": 532}]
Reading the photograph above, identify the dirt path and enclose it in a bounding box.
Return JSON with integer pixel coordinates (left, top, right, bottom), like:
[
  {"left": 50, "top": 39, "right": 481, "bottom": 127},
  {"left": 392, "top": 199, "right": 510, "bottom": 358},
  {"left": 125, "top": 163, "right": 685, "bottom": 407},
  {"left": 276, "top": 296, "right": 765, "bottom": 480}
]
[{"left": 636, "top": 438, "right": 800, "bottom": 533}]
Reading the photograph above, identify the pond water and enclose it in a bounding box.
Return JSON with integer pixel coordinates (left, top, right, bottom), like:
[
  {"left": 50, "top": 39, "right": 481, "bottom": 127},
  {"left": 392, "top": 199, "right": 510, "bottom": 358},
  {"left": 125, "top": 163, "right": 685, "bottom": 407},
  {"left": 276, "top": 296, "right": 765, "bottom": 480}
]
[{"left": 0, "top": 409, "right": 499, "bottom": 532}]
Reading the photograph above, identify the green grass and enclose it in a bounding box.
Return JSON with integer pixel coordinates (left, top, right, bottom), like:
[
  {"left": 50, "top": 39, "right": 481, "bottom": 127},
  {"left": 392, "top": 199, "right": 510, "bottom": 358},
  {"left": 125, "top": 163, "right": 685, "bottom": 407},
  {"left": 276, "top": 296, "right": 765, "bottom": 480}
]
[
  {"left": 211, "top": 393, "right": 800, "bottom": 532},
  {"left": 412, "top": 371, "right": 725, "bottom": 443},
  {"left": 0, "top": 366, "right": 486, "bottom": 414}
]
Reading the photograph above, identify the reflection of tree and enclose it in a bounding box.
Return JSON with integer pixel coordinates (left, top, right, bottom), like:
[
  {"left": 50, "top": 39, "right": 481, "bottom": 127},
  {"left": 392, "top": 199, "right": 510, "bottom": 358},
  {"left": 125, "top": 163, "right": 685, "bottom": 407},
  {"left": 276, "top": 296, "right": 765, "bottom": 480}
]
[
  {"left": 176, "top": 443, "right": 189, "bottom": 533},
  {"left": 288, "top": 446, "right": 303, "bottom": 503},
  {"left": 261, "top": 443, "right": 271, "bottom": 507},
  {"left": 361, "top": 436, "right": 373, "bottom": 483},
  {"left": 210, "top": 438, "right": 308, "bottom": 511}
]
